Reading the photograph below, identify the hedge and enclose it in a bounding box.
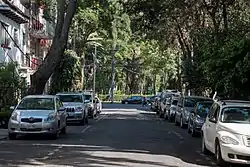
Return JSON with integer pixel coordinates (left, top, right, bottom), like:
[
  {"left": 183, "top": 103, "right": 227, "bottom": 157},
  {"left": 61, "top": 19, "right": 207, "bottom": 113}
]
[
  {"left": 98, "top": 94, "right": 153, "bottom": 101},
  {"left": 0, "top": 111, "right": 11, "bottom": 129}
]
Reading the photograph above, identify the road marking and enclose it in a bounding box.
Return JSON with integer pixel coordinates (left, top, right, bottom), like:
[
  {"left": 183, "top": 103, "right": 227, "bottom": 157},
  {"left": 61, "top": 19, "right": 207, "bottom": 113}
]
[{"left": 81, "top": 125, "right": 91, "bottom": 133}]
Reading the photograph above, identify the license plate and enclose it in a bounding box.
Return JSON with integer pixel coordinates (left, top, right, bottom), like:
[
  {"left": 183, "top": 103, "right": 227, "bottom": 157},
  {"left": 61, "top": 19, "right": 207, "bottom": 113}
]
[
  {"left": 27, "top": 124, "right": 35, "bottom": 129},
  {"left": 68, "top": 113, "right": 74, "bottom": 117}
]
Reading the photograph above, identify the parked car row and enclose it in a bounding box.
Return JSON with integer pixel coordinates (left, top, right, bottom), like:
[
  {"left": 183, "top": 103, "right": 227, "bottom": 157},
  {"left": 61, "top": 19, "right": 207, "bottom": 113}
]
[
  {"left": 152, "top": 92, "right": 250, "bottom": 166},
  {"left": 8, "top": 91, "right": 102, "bottom": 140}
]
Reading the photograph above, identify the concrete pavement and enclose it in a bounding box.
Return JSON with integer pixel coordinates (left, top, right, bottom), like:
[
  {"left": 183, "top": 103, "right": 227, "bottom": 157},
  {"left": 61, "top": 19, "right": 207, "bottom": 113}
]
[{"left": 0, "top": 104, "right": 220, "bottom": 167}]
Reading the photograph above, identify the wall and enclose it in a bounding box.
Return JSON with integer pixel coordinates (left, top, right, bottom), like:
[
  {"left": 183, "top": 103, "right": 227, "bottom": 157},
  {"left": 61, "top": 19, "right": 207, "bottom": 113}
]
[{"left": 0, "top": 13, "right": 27, "bottom": 65}]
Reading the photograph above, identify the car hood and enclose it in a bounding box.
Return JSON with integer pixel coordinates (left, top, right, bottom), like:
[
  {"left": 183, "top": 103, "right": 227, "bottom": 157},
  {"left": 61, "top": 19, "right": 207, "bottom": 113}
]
[
  {"left": 62, "top": 102, "right": 84, "bottom": 108},
  {"left": 16, "top": 110, "right": 54, "bottom": 118},
  {"left": 219, "top": 123, "right": 250, "bottom": 135}
]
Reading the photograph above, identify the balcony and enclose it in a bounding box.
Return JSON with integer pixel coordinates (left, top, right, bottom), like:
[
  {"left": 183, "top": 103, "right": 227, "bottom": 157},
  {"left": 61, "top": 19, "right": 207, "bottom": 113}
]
[
  {"left": 29, "top": 19, "right": 55, "bottom": 39},
  {"left": 0, "top": 0, "right": 29, "bottom": 24}
]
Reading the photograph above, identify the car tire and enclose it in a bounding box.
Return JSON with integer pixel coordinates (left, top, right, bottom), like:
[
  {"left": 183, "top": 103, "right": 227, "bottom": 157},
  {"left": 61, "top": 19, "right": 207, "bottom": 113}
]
[
  {"left": 8, "top": 133, "right": 16, "bottom": 140},
  {"left": 85, "top": 116, "right": 89, "bottom": 124},
  {"left": 175, "top": 116, "right": 179, "bottom": 126},
  {"left": 80, "top": 116, "right": 85, "bottom": 125},
  {"left": 180, "top": 116, "right": 185, "bottom": 128},
  {"left": 215, "top": 140, "right": 229, "bottom": 167},
  {"left": 51, "top": 126, "right": 60, "bottom": 140},
  {"left": 191, "top": 127, "right": 197, "bottom": 137},
  {"left": 187, "top": 122, "right": 191, "bottom": 133},
  {"left": 61, "top": 126, "right": 67, "bottom": 134},
  {"left": 125, "top": 101, "right": 128, "bottom": 104},
  {"left": 201, "top": 133, "right": 209, "bottom": 155}
]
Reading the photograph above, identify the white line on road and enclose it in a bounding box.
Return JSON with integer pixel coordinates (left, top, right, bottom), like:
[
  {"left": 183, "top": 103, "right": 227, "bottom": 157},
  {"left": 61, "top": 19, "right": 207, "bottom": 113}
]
[
  {"left": 171, "top": 130, "right": 184, "bottom": 140},
  {"left": 81, "top": 125, "right": 91, "bottom": 133},
  {"left": 81, "top": 113, "right": 107, "bottom": 133}
]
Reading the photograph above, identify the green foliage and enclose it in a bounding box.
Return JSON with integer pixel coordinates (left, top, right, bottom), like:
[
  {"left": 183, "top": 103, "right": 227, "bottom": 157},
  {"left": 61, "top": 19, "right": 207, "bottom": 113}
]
[
  {"left": 50, "top": 50, "right": 82, "bottom": 94},
  {"left": 0, "top": 63, "right": 26, "bottom": 110}
]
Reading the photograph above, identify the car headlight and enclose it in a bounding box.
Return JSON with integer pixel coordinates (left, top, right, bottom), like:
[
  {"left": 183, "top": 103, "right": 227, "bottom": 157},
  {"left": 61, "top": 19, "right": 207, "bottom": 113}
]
[
  {"left": 195, "top": 118, "right": 204, "bottom": 124},
  {"left": 76, "top": 107, "right": 83, "bottom": 112},
  {"left": 221, "top": 136, "right": 239, "bottom": 145},
  {"left": 45, "top": 114, "right": 56, "bottom": 122},
  {"left": 10, "top": 112, "right": 18, "bottom": 121}
]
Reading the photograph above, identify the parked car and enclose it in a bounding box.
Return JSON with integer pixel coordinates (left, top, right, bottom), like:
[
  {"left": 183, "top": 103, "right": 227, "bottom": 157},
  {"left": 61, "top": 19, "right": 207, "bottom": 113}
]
[
  {"left": 56, "top": 92, "right": 88, "bottom": 125},
  {"left": 94, "top": 96, "right": 102, "bottom": 113},
  {"left": 187, "top": 100, "right": 213, "bottom": 137},
  {"left": 152, "top": 96, "right": 161, "bottom": 113},
  {"left": 121, "top": 96, "right": 143, "bottom": 104},
  {"left": 8, "top": 95, "right": 67, "bottom": 140},
  {"left": 83, "top": 91, "right": 96, "bottom": 118},
  {"left": 201, "top": 99, "right": 250, "bottom": 166},
  {"left": 159, "top": 94, "right": 173, "bottom": 118},
  {"left": 175, "top": 95, "right": 212, "bottom": 128},
  {"left": 164, "top": 97, "right": 179, "bottom": 121}
]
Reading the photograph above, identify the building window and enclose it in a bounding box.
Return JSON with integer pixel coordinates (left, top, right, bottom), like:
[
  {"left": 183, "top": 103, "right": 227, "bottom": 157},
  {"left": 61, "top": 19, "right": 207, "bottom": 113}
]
[
  {"left": 0, "top": 22, "right": 10, "bottom": 46},
  {"left": 22, "top": 32, "right": 26, "bottom": 46},
  {"left": 14, "top": 28, "right": 18, "bottom": 46}
]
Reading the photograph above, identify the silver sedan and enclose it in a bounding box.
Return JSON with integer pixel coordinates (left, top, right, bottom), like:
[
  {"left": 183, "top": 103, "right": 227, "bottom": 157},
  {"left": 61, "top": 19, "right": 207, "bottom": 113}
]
[{"left": 8, "top": 95, "right": 67, "bottom": 140}]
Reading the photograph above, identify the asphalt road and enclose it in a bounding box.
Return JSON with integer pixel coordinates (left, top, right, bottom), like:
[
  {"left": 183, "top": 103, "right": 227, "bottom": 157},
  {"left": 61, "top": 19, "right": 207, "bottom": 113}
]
[{"left": 0, "top": 103, "right": 218, "bottom": 167}]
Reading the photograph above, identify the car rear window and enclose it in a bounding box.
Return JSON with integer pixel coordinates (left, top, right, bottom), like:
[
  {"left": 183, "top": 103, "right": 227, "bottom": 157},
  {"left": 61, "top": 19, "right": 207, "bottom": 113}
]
[{"left": 58, "top": 95, "right": 83, "bottom": 103}]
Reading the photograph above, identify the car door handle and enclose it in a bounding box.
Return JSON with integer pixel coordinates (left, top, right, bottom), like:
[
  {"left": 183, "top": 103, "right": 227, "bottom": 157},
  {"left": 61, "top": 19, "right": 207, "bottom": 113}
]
[{"left": 208, "top": 124, "right": 211, "bottom": 127}]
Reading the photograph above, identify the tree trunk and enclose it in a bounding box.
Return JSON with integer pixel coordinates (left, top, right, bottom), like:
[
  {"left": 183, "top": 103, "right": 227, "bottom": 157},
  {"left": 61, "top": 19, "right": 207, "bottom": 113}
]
[{"left": 28, "top": 0, "right": 78, "bottom": 95}]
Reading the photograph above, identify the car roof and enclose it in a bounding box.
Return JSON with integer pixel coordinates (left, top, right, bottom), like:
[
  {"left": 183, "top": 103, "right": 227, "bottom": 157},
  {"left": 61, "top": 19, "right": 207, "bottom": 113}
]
[
  {"left": 183, "top": 96, "right": 211, "bottom": 99},
  {"left": 197, "top": 100, "right": 214, "bottom": 104},
  {"left": 56, "top": 92, "right": 82, "bottom": 95},
  {"left": 218, "top": 100, "right": 250, "bottom": 108},
  {"left": 24, "top": 95, "right": 56, "bottom": 99}
]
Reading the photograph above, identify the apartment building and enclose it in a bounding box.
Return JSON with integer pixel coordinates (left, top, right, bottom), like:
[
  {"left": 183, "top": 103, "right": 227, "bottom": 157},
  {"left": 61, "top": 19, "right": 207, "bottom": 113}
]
[{"left": 0, "top": 0, "right": 54, "bottom": 90}]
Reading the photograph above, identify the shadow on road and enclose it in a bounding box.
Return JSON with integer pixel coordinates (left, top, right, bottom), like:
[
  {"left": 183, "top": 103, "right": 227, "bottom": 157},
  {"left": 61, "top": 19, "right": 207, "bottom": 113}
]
[{"left": 2, "top": 110, "right": 246, "bottom": 167}]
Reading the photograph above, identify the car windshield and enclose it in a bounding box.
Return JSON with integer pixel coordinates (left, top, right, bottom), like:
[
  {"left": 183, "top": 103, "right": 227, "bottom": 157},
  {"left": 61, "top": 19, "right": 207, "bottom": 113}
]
[
  {"left": 58, "top": 95, "right": 83, "bottom": 103},
  {"left": 196, "top": 103, "right": 213, "bottom": 118},
  {"left": 84, "top": 95, "right": 92, "bottom": 101},
  {"left": 221, "top": 107, "right": 250, "bottom": 123},
  {"left": 172, "top": 100, "right": 178, "bottom": 105},
  {"left": 17, "top": 98, "right": 55, "bottom": 110},
  {"left": 184, "top": 98, "right": 211, "bottom": 108}
]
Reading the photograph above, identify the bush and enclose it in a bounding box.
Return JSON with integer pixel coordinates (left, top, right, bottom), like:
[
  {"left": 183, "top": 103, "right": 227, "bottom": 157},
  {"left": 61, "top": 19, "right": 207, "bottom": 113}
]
[{"left": 0, "top": 111, "right": 11, "bottom": 129}]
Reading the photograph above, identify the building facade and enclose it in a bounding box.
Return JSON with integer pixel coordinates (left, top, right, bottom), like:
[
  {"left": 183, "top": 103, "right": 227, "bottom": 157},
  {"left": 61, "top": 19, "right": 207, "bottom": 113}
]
[{"left": 0, "top": 0, "right": 54, "bottom": 92}]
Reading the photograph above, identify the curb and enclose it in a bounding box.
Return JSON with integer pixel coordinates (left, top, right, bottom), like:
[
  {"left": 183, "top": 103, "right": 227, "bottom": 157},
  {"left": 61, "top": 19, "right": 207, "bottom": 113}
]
[{"left": 0, "top": 136, "right": 7, "bottom": 140}]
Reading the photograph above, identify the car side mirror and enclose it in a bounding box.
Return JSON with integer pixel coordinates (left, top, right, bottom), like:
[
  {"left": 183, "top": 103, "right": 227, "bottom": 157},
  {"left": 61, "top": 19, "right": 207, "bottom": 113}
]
[
  {"left": 10, "top": 106, "right": 15, "bottom": 110},
  {"left": 58, "top": 107, "right": 65, "bottom": 112},
  {"left": 209, "top": 117, "right": 217, "bottom": 123}
]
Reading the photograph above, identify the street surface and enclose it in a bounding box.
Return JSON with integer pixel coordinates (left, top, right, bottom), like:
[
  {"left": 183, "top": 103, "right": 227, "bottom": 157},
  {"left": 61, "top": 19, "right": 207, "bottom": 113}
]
[{"left": 0, "top": 103, "right": 218, "bottom": 167}]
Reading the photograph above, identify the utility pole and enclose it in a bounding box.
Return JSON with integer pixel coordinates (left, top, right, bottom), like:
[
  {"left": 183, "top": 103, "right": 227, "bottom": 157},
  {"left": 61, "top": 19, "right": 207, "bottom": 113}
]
[
  {"left": 92, "top": 45, "right": 97, "bottom": 98},
  {"left": 110, "top": 45, "right": 119, "bottom": 103},
  {"left": 110, "top": 50, "right": 115, "bottom": 103}
]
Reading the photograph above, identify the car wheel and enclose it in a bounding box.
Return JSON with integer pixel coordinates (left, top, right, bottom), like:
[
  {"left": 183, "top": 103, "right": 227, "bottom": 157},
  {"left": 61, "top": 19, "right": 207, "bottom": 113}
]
[
  {"left": 125, "top": 101, "right": 128, "bottom": 104},
  {"left": 180, "top": 117, "right": 184, "bottom": 128},
  {"left": 85, "top": 116, "right": 89, "bottom": 124},
  {"left": 175, "top": 116, "right": 179, "bottom": 126},
  {"left": 191, "top": 126, "right": 197, "bottom": 137},
  {"left": 187, "top": 122, "right": 191, "bottom": 133},
  {"left": 8, "top": 133, "right": 16, "bottom": 140},
  {"left": 61, "top": 126, "right": 67, "bottom": 134},
  {"left": 215, "top": 140, "right": 229, "bottom": 167},
  {"left": 201, "top": 133, "right": 209, "bottom": 155},
  {"left": 51, "top": 126, "right": 60, "bottom": 140},
  {"left": 80, "top": 116, "right": 85, "bottom": 125}
]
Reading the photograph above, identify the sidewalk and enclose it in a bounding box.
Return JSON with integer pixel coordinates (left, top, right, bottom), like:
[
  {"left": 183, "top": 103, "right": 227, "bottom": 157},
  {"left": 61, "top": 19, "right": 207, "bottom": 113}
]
[{"left": 0, "top": 129, "right": 8, "bottom": 140}]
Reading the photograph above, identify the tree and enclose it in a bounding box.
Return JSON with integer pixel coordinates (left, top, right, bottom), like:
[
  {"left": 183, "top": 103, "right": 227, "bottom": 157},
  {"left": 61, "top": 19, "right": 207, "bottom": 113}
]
[
  {"left": 50, "top": 50, "right": 81, "bottom": 94},
  {"left": 28, "top": 0, "right": 78, "bottom": 94}
]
